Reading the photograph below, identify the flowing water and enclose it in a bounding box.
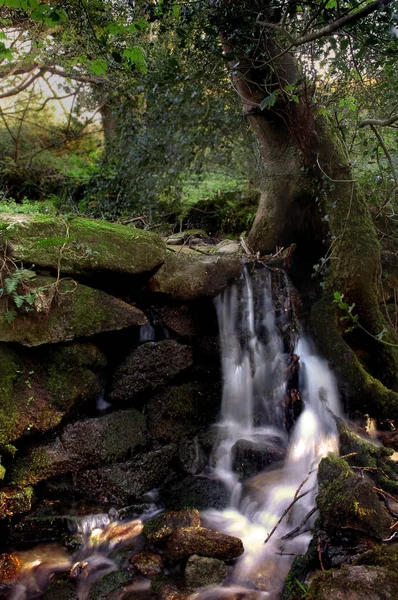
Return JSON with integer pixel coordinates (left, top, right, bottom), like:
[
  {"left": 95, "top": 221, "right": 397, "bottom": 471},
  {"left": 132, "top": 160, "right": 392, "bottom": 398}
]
[{"left": 4, "top": 267, "right": 342, "bottom": 599}]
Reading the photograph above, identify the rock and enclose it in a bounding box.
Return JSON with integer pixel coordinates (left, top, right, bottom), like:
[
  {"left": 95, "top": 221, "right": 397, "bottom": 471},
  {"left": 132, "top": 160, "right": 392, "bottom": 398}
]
[
  {"left": 153, "top": 304, "right": 200, "bottom": 339},
  {"left": 0, "top": 277, "right": 146, "bottom": 346},
  {"left": 144, "top": 509, "right": 201, "bottom": 544},
  {"left": 317, "top": 454, "right": 393, "bottom": 539},
  {"left": 109, "top": 341, "right": 193, "bottom": 403},
  {"left": 0, "top": 487, "right": 34, "bottom": 520},
  {"left": 0, "top": 342, "right": 104, "bottom": 446},
  {"left": 166, "top": 230, "right": 212, "bottom": 246},
  {"left": 88, "top": 571, "right": 132, "bottom": 600},
  {"left": 0, "top": 214, "right": 166, "bottom": 276},
  {"left": 147, "top": 383, "right": 221, "bottom": 443},
  {"left": 0, "top": 554, "right": 22, "bottom": 583},
  {"left": 184, "top": 555, "right": 227, "bottom": 588},
  {"left": 214, "top": 240, "right": 242, "bottom": 255},
  {"left": 151, "top": 575, "right": 191, "bottom": 600},
  {"left": 231, "top": 436, "right": 286, "bottom": 481},
  {"left": 308, "top": 564, "right": 398, "bottom": 599},
  {"left": 9, "top": 409, "right": 147, "bottom": 487},
  {"left": 164, "top": 527, "right": 244, "bottom": 561},
  {"left": 74, "top": 445, "right": 177, "bottom": 505},
  {"left": 42, "top": 582, "right": 77, "bottom": 600},
  {"left": 160, "top": 476, "right": 229, "bottom": 511},
  {"left": 89, "top": 520, "right": 143, "bottom": 548},
  {"left": 130, "top": 552, "right": 164, "bottom": 579},
  {"left": 178, "top": 439, "right": 207, "bottom": 475},
  {"left": 147, "top": 253, "right": 242, "bottom": 301}
]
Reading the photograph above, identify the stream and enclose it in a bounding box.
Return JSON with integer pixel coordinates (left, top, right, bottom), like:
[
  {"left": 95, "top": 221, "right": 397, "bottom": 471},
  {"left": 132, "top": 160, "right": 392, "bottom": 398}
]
[{"left": 3, "top": 267, "right": 342, "bottom": 599}]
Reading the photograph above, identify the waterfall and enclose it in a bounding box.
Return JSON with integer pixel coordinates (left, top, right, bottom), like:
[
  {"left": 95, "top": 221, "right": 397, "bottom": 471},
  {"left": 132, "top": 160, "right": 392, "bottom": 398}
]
[{"left": 201, "top": 267, "right": 341, "bottom": 598}]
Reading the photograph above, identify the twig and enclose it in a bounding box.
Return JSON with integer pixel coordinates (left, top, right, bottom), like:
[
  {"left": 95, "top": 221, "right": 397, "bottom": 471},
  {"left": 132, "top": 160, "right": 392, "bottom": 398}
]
[
  {"left": 318, "top": 536, "right": 325, "bottom": 571},
  {"left": 264, "top": 487, "right": 315, "bottom": 544},
  {"left": 281, "top": 507, "right": 318, "bottom": 540}
]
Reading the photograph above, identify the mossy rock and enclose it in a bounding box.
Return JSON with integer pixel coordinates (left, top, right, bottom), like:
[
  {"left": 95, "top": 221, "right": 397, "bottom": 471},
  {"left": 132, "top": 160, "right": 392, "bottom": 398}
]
[
  {"left": 42, "top": 582, "right": 77, "bottom": 600},
  {"left": 164, "top": 527, "right": 244, "bottom": 561},
  {"left": 317, "top": 454, "right": 393, "bottom": 538},
  {"left": 0, "top": 277, "right": 146, "bottom": 346},
  {"left": 0, "top": 214, "right": 166, "bottom": 276},
  {"left": 0, "top": 486, "right": 33, "bottom": 520},
  {"left": 8, "top": 409, "right": 147, "bottom": 487},
  {"left": 143, "top": 509, "right": 201, "bottom": 544},
  {"left": 307, "top": 564, "right": 398, "bottom": 599},
  {"left": 88, "top": 570, "right": 132, "bottom": 600},
  {"left": 184, "top": 555, "right": 227, "bottom": 588},
  {"left": 147, "top": 253, "right": 242, "bottom": 300},
  {"left": 0, "top": 342, "right": 104, "bottom": 445}
]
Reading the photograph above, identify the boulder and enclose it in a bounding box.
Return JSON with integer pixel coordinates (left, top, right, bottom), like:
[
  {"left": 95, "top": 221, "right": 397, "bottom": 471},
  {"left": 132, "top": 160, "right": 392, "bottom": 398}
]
[
  {"left": 308, "top": 565, "right": 398, "bottom": 600},
  {"left": 0, "top": 487, "right": 33, "bottom": 520},
  {"left": 144, "top": 509, "right": 201, "bottom": 544},
  {"left": 0, "top": 342, "right": 104, "bottom": 446},
  {"left": 184, "top": 555, "right": 227, "bottom": 588},
  {"left": 231, "top": 436, "right": 286, "bottom": 481},
  {"left": 151, "top": 575, "right": 191, "bottom": 600},
  {"left": 160, "top": 476, "right": 229, "bottom": 511},
  {"left": 74, "top": 445, "right": 177, "bottom": 505},
  {"left": 8, "top": 409, "right": 147, "bottom": 487},
  {"left": 0, "top": 277, "right": 146, "bottom": 346},
  {"left": 0, "top": 214, "right": 166, "bottom": 276},
  {"left": 164, "top": 527, "right": 244, "bottom": 561},
  {"left": 317, "top": 454, "right": 393, "bottom": 539},
  {"left": 153, "top": 304, "right": 200, "bottom": 339},
  {"left": 147, "top": 383, "right": 221, "bottom": 443},
  {"left": 0, "top": 554, "right": 22, "bottom": 584},
  {"left": 214, "top": 240, "right": 242, "bottom": 255},
  {"left": 109, "top": 341, "right": 193, "bottom": 403},
  {"left": 147, "top": 253, "right": 242, "bottom": 301},
  {"left": 130, "top": 552, "right": 164, "bottom": 579}
]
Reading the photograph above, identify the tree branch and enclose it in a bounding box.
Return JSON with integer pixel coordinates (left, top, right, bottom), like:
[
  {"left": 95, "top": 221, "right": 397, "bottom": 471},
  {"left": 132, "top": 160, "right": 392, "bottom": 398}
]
[{"left": 359, "top": 114, "right": 398, "bottom": 128}]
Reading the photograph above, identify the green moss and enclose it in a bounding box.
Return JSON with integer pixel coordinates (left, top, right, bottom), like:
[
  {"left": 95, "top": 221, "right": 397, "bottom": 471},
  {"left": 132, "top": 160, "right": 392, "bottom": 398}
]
[
  {"left": 0, "top": 486, "right": 34, "bottom": 519},
  {"left": 282, "top": 535, "right": 319, "bottom": 600},
  {"left": 354, "top": 545, "right": 398, "bottom": 572},
  {"left": 317, "top": 454, "right": 392, "bottom": 538}
]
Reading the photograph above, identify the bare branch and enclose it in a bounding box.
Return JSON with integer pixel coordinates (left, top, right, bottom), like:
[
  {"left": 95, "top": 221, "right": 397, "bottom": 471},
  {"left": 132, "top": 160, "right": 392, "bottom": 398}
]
[
  {"left": 0, "top": 69, "right": 44, "bottom": 99},
  {"left": 359, "top": 114, "right": 398, "bottom": 128}
]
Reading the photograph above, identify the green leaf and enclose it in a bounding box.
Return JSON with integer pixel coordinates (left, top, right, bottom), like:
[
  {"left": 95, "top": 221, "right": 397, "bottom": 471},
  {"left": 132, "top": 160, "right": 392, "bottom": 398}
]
[
  {"left": 89, "top": 59, "right": 108, "bottom": 76},
  {"left": 5, "top": 277, "right": 17, "bottom": 294},
  {"left": 260, "top": 91, "right": 279, "bottom": 110},
  {"left": 122, "top": 46, "right": 147, "bottom": 73},
  {"left": 4, "top": 310, "right": 16, "bottom": 324}
]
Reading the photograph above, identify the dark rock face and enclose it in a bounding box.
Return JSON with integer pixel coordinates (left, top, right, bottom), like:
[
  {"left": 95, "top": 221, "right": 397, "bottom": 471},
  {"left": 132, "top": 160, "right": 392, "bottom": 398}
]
[
  {"left": 74, "top": 445, "right": 177, "bottom": 505},
  {"left": 147, "top": 383, "right": 220, "bottom": 443},
  {"left": 231, "top": 436, "right": 286, "bottom": 481},
  {"left": 143, "top": 509, "right": 201, "bottom": 544},
  {"left": 153, "top": 304, "right": 200, "bottom": 338},
  {"left": 184, "top": 555, "right": 227, "bottom": 588},
  {"left": 147, "top": 253, "right": 242, "bottom": 301},
  {"left": 109, "top": 340, "right": 193, "bottom": 403},
  {"left": 9, "top": 409, "right": 147, "bottom": 487},
  {"left": 164, "top": 527, "right": 244, "bottom": 561},
  {"left": 160, "top": 476, "right": 229, "bottom": 511}
]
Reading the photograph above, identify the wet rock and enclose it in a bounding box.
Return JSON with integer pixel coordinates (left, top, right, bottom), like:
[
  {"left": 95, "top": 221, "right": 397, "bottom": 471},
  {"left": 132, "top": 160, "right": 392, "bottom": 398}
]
[
  {"left": 166, "top": 230, "right": 211, "bottom": 246},
  {"left": 231, "top": 436, "right": 286, "bottom": 481},
  {"left": 153, "top": 304, "right": 200, "bottom": 339},
  {"left": 214, "top": 240, "right": 241, "bottom": 255},
  {"left": 0, "top": 214, "right": 166, "bottom": 276},
  {"left": 308, "top": 564, "right": 398, "bottom": 599},
  {"left": 89, "top": 520, "right": 144, "bottom": 548},
  {"left": 109, "top": 341, "right": 193, "bottom": 403},
  {"left": 185, "top": 555, "right": 227, "bottom": 588},
  {"left": 147, "top": 253, "right": 242, "bottom": 301},
  {"left": 0, "top": 277, "right": 146, "bottom": 346},
  {"left": 151, "top": 574, "right": 191, "bottom": 600},
  {"left": 282, "top": 388, "right": 303, "bottom": 433},
  {"left": 0, "top": 487, "right": 34, "bottom": 520},
  {"left": 147, "top": 383, "right": 220, "bottom": 443},
  {"left": 178, "top": 439, "right": 207, "bottom": 475},
  {"left": 130, "top": 552, "right": 164, "bottom": 579},
  {"left": 144, "top": 509, "right": 201, "bottom": 544},
  {"left": 9, "top": 409, "right": 147, "bottom": 487},
  {"left": 0, "top": 342, "right": 104, "bottom": 446},
  {"left": 75, "top": 445, "right": 177, "bottom": 505},
  {"left": 160, "top": 476, "right": 229, "bottom": 511},
  {"left": 164, "top": 527, "right": 244, "bottom": 561},
  {"left": 42, "top": 582, "right": 78, "bottom": 600},
  {"left": 317, "top": 454, "right": 393, "bottom": 539},
  {"left": 88, "top": 570, "right": 132, "bottom": 600},
  {"left": 0, "top": 554, "right": 22, "bottom": 583}
]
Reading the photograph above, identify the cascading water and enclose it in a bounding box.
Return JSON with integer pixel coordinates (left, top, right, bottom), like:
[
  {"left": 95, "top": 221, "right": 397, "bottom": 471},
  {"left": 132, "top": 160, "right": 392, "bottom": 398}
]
[{"left": 199, "top": 267, "right": 341, "bottom": 599}]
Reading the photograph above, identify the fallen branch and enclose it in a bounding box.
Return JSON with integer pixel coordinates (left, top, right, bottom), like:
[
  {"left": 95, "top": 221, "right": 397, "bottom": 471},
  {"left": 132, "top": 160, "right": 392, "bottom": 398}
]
[
  {"left": 264, "top": 486, "right": 315, "bottom": 544},
  {"left": 281, "top": 506, "right": 318, "bottom": 541}
]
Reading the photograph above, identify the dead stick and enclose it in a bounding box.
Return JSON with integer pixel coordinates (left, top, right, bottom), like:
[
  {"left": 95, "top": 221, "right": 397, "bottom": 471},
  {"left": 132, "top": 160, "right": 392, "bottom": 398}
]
[
  {"left": 264, "top": 487, "right": 315, "bottom": 544},
  {"left": 281, "top": 506, "right": 318, "bottom": 541},
  {"left": 317, "top": 536, "right": 325, "bottom": 571}
]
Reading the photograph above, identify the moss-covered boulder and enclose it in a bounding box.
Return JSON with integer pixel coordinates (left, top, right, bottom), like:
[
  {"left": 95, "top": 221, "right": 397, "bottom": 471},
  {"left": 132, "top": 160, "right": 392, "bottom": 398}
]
[
  {"left": 164, "top": 527, "right": 244, "bottom": 561},
  {"left": 184, "top": 555, "right": 227, "bottom": 588},
  {"left": 144, "top": 509, "right": 201, "bottom": 544},
  {"left": 307, "top": 564, "right": 398, "bottom": 599},
  {"left": 130, "top": 552, "right": 164, "bottom": 579},
  {"left": 147, "top": 253, "right": 242, "bottom": 300},
  {"left": 73, "top": 445, "right": 177, "bottom": 505},
  {"left": 0, "top": 486, "right": 33, "bottom": 520},
  {"left": 0, "top": 277, "right": 146, "bottom": 346},
  {"left": 317, "top": 454, "right": 393, "bottom": 538},
  {"left": 0, "top": 214, "right": 166, "bottom": 276},
  {"left": 147, "top": 383, "right": 220, "bottom": 443},
  {"left": 8, "top": 409, "right": 147, "bottom": 487},
  {"left": 109, "top": 340, "right": 193, "bottom": 403},
  {"left": 0, "top": 343, "right": 104, "bottom": 445}
]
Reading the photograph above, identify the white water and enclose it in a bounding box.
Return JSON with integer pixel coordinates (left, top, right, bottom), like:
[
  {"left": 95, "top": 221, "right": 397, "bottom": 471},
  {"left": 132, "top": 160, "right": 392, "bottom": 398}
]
[{"left": 201, "top": 267, "right": 341, "bottom": 598}]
